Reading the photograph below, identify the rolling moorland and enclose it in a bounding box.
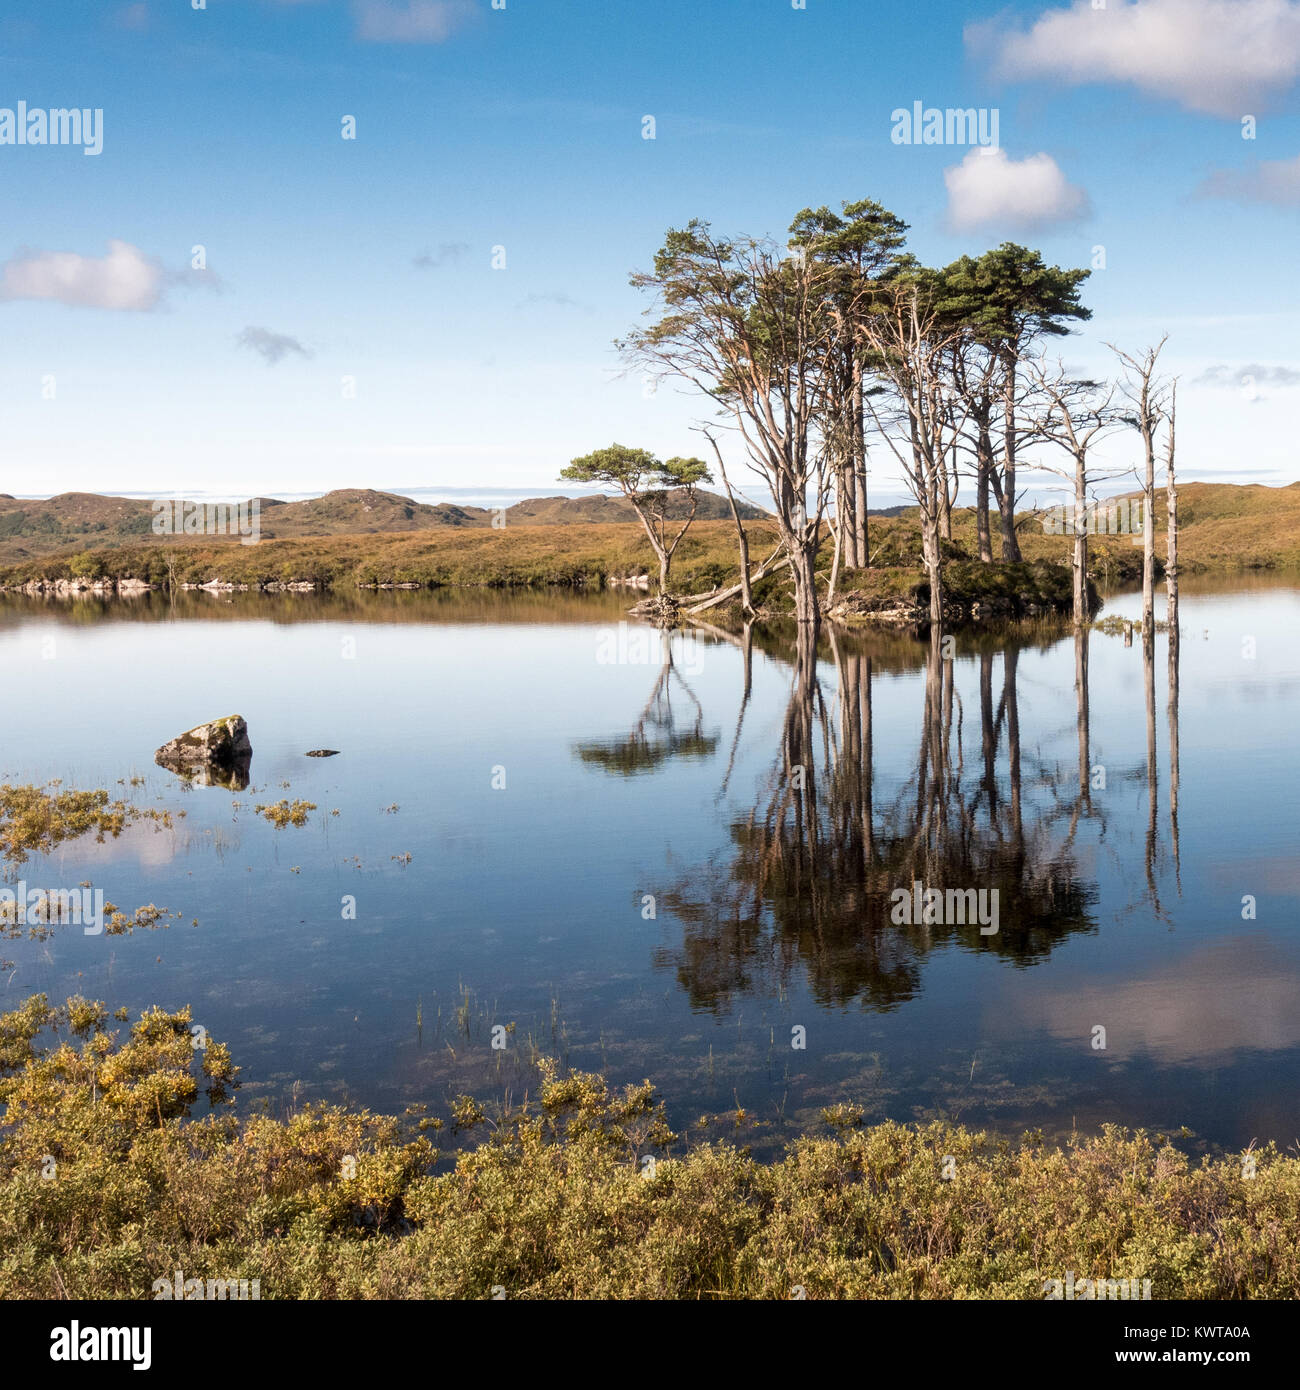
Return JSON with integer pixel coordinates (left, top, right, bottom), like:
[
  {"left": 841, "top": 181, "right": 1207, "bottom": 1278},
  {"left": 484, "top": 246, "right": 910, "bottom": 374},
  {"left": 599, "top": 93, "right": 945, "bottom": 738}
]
[
  {"left": 0, "top": 486, "right": 769, "bottom": 562},
  {"left": 0, "top": 481, "right": 1295, "bottom": 604}
]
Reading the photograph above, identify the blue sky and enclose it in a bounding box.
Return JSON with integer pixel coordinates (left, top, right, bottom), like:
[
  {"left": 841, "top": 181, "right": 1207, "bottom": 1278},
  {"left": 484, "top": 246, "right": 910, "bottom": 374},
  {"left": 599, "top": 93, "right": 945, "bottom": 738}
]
[{"left": 1, "top": 0, "right": 1297, "bottom": 504}]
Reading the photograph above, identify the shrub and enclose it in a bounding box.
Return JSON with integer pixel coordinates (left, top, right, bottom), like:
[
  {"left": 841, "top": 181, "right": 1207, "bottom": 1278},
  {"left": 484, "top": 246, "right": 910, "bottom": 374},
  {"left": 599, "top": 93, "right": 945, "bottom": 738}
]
[
  {"left": 67, "top": 552, "right": 103, "bottom": 580},
  {"left": 3, "top": 995, "right": 1299, "bottom": 1300}
]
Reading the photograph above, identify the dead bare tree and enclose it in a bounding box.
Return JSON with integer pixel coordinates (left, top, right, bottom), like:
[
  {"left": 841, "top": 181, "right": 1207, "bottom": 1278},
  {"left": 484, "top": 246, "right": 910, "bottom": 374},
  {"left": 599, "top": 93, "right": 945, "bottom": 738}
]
[
  {"left": 1026, "top": 360, "right": 1122, "bottom": 624},
  {"left": 1109, "top": 337, "right": 1171, "bottom": 637},
  {"left": 1165, "top": 379, "right": 1179, "bottom": 640},
  {"left": 699, "top": 426, "right": 754, "bottom": 617},
  {"left": 163, "top": 548, "right": 180, "bottom": 612}
]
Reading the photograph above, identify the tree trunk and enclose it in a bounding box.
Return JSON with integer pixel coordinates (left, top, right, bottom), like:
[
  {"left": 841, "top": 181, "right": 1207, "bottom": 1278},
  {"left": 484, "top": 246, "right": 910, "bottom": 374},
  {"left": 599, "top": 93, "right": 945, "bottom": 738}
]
[
  {"left": 1166, "top": 397, "right": 1178, "bottom": 642},
  {"left": 1166, "top": 389, "right": 1180, "bottom": 871},
  {"left": 1168, "top": 598, "right": 1180, "bottom": 872},
  {"left": 1000, "top": 355, "right": 1022, "bottom": 562},
  {"left": 927, "top": 550, "right": 943, "bottom": 628},
  {"left": 922, "top": 508, "right": 943, "bottom": 629},
  {"left": 836, "top": 465, "right": 856, "bottom": 570},
  {"left": 862, "top": 654, "right": 874, "bottom": 859},
  {"left": 938, "top": 450, "right": 953, "bottom": 541},
  {"left": 852, "top": 362, "right": 868, "bottom": 567},
  {"left": 922, "top": 438, "right": 944, "bottom": 628},
  {"left": 1072, "top": 453, "right": 1088, "bottom": 624},
  {"left": 1004, "top": 645, "right": 1022, "bottom": 842},
  {"left": 629, "top": 499, "right": 671, "bottom": 595},
  {"left": 976, "top": 421, "right": 993, "bottom": 564},
  {"left": 704, "top": 432, "right": 754, "bottom": 615},
  {"left": 1142, "top": 442, "right": 1155, "bottom": 636},
  {"left": 979, "top": 651, "right": 997, "bottom": 814},
  {"left": 789, "top": 540, "right": 820, "bottom": 630},
  {"left": 998, "top": 466, "right": 1020, "bottom": 560},
  {"left": 827, "top": 511, "right": 844, "bottom": 606},
  {"left": 1075, "top": 626, "right": 1090, "bottom": 802},
  {"left": 730, "top": 513, "right": 753, "bottom": 617},
  {"left": 1143, "top": 624, "right": 1158, "bottom": 903}
]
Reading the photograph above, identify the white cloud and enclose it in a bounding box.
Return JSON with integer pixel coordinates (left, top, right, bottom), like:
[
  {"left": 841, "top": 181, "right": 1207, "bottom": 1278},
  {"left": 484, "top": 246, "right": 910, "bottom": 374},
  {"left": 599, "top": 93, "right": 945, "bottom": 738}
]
[
  {"left": 944, "top": 148, "right": 1090, "bottom": 232},
  {"left": 969, "top": 0, "right": 1300, "bottom": 118},
  {"left": 412, "top": 241, "right": 470, "bottom": 269},
  {"left": 352, "top": 0, "right": 477, "bottom": 43},
  {"left": 1198, "top": 151, "right": 1300, "bottom": 204},
  {"left": 1194, "top": 362, "right": 1300, "bottom": 391},
  {"left": 238, "top": 326, "right": 312, "bottom": 365},
  {"left": 516, "top": 291, "right": 593, "bottom": 313},
  {"left": 0, "top": 239, "right": 166, "bottom": 311},
  {"left": 1000, "top": 938, "right": 1300, "bottom": 1064}
]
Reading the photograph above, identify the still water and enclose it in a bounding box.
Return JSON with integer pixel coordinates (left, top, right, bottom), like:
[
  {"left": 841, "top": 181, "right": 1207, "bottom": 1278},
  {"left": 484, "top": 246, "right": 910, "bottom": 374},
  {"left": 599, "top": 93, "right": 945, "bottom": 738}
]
[{"left": 1, "top": 579, "right": 1297, "bottom": 1155}]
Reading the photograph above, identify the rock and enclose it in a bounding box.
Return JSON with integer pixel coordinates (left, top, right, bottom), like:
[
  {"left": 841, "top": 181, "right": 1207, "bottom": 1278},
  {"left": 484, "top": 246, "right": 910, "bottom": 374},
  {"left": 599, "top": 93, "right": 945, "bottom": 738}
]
[
  {"left": 825, "top": 591, "right": 927, "bottom": 629},
  {"left": 305, "top": 749, "right": 340, "bottom": 758},
  {"left": 155, "top": 716, "right": 252, "bottom": 790}
]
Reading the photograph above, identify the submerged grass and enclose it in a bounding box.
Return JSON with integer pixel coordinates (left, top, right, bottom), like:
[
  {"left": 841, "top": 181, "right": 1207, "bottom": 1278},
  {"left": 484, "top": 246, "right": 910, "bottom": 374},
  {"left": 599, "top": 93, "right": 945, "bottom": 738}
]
[
  {"left": 0, "top": 783, "right": 176, "bottom": 867},
  {"left": 1, "top": 900, "right": 182, "bottom": 942},
  {"left": 254, "top": 799, "right": 317, "bottom": 829},
  {"left": 1, "top": 993, "right": 1298, "bottom": 1300}
]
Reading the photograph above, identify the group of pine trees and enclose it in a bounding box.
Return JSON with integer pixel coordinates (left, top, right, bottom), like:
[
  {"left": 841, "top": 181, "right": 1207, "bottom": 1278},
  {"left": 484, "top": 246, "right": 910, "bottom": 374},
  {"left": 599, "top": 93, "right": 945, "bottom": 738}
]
[{"left": 568, "top": 197, "right": 1177, "bottom": 635}]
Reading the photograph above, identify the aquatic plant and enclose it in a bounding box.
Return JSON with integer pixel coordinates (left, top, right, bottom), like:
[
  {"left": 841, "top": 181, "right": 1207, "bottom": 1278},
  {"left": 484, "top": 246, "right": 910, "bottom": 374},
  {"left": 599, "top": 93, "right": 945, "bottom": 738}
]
[
  {"left": 0, "top": 783, "right": 175, "bottom": 867},
  {"left": 253, "top": 800, "right": 317, "bottom": 829}
]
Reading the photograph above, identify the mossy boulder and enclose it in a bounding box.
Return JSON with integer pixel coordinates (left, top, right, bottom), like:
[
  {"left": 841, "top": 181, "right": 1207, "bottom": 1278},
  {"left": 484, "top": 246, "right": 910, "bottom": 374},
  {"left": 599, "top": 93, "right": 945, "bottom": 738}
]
[{"left": 155, "top": 716, "right": 252, "bottom": 789}]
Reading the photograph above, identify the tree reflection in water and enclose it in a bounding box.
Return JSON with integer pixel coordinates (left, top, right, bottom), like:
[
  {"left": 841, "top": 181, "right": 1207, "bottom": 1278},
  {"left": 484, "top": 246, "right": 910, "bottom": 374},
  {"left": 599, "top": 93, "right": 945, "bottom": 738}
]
[
  {"left": 569, "top": 611, "right": 1184, "bottom": 1024},
  {"left": 572, "top": 634, "right": 721, "bottom": 776},
  {"left": 658, "top": 622, "right": 1106, "bottom": 1014}
]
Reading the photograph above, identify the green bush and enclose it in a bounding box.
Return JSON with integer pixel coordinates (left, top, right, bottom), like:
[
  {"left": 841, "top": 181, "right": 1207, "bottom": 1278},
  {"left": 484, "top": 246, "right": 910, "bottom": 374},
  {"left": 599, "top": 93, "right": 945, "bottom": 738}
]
[
  {"left": 67, "top": 552, "right": 103, "bottom": 580},
  {"left": 3, "top": 994, "right": 1299, "bottom": 1300}
]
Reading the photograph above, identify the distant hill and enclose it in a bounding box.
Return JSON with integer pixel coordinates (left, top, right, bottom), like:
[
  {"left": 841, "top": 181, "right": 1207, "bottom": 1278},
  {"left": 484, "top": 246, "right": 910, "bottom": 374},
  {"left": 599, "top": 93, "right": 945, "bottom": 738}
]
[
  {"left": 3, "top": 481, "right": 1298, "bottom": 574},
  {"left": 504, "top": 488, "right": 769, "bottom": 525},
  {"left": 0, "top": 486, "right": 771, "bottom": 564},
  {"left": 258, "top": 489, "right": 491, "bottom": 532}
]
